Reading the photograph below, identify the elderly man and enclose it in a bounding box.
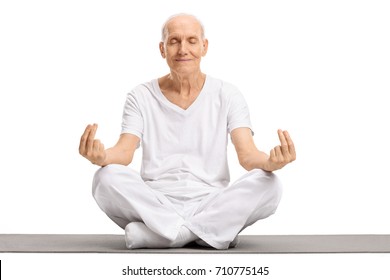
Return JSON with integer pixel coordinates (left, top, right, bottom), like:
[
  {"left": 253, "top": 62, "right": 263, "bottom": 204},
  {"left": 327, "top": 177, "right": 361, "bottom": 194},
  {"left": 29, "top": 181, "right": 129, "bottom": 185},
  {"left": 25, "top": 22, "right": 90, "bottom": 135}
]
[{"left": 79, "top": 13, "right": 296, "bottom": 249}]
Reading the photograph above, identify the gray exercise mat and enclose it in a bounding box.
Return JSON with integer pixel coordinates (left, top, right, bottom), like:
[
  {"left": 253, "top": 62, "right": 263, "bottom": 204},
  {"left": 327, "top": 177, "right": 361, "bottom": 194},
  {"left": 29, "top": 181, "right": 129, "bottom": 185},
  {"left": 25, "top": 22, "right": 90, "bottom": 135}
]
[{"left": 1, "top": 234, "right": 389, "bottom": 253}]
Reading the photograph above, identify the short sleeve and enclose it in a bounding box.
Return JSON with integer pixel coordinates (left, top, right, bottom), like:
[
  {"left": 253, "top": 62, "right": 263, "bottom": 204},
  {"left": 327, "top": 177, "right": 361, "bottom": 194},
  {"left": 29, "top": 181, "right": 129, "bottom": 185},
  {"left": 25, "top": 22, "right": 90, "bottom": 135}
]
[
  {"left": 227, "top": 88, "right": 253, "bottom": 135},
  {"left": 121, "top": 90, "right": 143, "bottom": 139}
]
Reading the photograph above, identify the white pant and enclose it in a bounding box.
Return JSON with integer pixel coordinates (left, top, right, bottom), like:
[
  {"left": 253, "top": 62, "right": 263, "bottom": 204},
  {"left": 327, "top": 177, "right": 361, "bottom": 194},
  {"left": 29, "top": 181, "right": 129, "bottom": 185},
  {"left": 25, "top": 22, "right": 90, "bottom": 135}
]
[{"left": 92, "top": 164, "right": 283, "bottom": 249}]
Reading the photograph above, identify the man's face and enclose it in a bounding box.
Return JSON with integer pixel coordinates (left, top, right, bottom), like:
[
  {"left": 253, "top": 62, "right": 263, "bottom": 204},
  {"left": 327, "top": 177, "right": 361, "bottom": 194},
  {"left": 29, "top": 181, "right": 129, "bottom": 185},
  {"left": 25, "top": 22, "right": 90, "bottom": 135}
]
[{"left": 160, "top": 16, "right": 208, "bottom": 76}]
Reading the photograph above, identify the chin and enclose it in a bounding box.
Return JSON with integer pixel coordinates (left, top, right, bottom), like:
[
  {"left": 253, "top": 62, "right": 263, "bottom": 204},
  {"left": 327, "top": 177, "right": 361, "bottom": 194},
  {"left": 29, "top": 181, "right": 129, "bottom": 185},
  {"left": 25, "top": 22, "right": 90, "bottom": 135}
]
[{"left": 173, "top": 66, "right": 199, "bottom": 75}]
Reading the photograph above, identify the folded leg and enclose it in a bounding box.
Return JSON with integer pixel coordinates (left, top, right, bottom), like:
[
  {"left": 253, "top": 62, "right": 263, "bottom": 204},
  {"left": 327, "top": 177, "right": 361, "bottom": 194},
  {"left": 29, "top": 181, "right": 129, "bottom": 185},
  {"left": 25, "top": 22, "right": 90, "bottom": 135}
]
[
  {"left": 185, "top": 169, "right": 283, "bottom": 249},
  {"left": 125, "top": 222, "right": 197, "bottom": 249},
  {"left": 92, "top": 164, "right": 184, "bottom": 240}
]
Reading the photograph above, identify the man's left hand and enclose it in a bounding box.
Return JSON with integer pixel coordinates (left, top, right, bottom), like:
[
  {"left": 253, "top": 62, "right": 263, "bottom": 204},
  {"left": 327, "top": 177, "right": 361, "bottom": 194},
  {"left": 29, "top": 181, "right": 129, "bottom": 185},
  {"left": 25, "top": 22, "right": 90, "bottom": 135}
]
[{"left": 265, "top": 129, "right": 296, "bottom": 171}]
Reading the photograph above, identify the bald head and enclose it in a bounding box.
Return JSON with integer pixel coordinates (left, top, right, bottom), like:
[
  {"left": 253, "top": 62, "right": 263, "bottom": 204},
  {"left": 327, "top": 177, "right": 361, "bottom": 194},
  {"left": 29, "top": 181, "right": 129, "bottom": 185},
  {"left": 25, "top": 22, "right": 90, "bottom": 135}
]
[{"left": 161, "top": 13, "right": 205, "bottom": 42}]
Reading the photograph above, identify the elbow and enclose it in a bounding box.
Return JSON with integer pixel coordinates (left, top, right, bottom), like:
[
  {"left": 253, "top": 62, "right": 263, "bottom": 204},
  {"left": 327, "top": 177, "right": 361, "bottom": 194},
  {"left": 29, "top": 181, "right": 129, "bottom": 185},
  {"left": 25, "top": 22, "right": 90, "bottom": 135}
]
[
  {"left": 121, "top": 152, "right": 134, "bottom": 166},
  {"left": 238, "top": 156, "right": 254, "bottom": 171}
]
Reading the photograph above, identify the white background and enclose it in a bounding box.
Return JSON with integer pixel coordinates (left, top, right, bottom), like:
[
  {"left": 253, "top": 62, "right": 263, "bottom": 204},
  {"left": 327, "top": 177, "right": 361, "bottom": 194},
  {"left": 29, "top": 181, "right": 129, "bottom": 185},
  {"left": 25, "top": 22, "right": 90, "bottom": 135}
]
[
  {"left": 1, "top": 0, "right": 390, "bottom": 278},
  {"left": 0, "top": 0, "right": 390, "bottom": 279}
]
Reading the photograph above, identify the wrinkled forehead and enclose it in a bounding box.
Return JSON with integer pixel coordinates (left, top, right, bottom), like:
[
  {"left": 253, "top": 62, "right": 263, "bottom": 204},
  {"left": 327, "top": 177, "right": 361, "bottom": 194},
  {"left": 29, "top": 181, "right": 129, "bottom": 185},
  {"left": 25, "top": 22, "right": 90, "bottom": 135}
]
[{"left": 165, "top": 16, "right": 203, "bottom": 39}]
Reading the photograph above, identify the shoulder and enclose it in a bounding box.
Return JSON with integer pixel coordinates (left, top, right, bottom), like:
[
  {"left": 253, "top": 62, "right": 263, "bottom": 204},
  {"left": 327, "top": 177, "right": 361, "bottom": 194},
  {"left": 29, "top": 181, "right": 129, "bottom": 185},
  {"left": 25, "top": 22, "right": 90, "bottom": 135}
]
[
  {"left": 206, "top": 76, "right": 243, "bottom": 99},
  {"left": 206, "top": 76, "right": 247, "bottom": 108},
  {"left": 123, "top": 80, "right": 158, "bottom": 112},
  {"left": 127, "top": 80, "right": 156, "bottom": 98}
]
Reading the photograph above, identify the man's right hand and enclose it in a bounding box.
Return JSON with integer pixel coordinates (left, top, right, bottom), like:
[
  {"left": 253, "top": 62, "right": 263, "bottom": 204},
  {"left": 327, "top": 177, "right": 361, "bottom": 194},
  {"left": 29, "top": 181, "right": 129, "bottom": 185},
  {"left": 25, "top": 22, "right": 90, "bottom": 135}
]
[{"left": 79, "top": 124, "right": 107, "bottom": 166}]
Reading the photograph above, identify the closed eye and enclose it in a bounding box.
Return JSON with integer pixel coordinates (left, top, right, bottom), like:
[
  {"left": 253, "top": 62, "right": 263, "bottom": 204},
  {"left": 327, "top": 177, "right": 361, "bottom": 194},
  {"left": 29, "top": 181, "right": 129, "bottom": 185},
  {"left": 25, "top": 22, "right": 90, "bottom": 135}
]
[{"left": 189, "top": 38, "right": 198, "bottom": 44}]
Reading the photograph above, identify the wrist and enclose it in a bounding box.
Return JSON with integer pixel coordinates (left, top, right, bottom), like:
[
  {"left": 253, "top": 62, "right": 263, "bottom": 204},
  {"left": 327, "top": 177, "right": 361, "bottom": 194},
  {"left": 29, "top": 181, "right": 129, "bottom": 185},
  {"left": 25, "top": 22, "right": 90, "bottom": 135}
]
[{"left": 93, "top": 153, "right": 107, "bottom": 167}]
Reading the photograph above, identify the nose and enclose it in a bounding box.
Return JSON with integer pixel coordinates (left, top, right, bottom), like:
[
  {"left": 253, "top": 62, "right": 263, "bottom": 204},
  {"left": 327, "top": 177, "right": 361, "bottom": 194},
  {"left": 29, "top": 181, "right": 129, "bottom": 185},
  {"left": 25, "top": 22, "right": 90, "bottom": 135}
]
[{"left": 178, "top": 41, "right": 188, "bottom": 55}]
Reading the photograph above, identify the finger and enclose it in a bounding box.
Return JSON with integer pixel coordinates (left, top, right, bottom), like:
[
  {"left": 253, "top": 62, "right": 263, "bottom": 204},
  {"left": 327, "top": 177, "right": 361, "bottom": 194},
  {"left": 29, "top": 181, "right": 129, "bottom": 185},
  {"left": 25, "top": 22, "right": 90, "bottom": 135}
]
[
  {"left": 277, "top": 129, "right": 290, "bottom": 155},
  {"left": 93, "top": 139, "right": 101, "bottom": 151},
  {"left": 87, "top": 124, "right": 98, "bottom": 153},
  {"left": 278, "top": 129, "right": 289, "bottom": 151},
  {"left": 98, "top": 142, "right": 105, "bottom": 153},
  {"left": 79, "top": 124, "right": 92, "bottom": 155},
  {"left": 277, "top": 129, "right": 287, "bottom": 145},
  {"left": 274, "top": 145, "right": 284, "bottom": 161},
  {"left": 270, "top": 148, "right": 276, "bottom": 160},
  {"left": 284, "top": 130, "right": 296, "bottom": 159},
  {"left": 92, "top": 139, "right": 101, "bottom": 157},
  {"left": 283, "top": 130, "right": 293, "bottom": 144},
  {"left": 92, "top": 139, "right": 106, "bottom": 165}
]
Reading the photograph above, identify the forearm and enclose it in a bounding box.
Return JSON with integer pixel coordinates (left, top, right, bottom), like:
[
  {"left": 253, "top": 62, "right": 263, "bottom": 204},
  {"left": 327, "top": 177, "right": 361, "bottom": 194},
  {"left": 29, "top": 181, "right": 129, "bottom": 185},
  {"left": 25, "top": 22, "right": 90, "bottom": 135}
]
[
  {"left": 99, "top": 146, "right": 134, "bottom": 167},
  {"left": 232, "top": 128, "right": 296, "bottom": 173},
  {"left": 239, "top": 149, "right": 272, "bottom": 172}
]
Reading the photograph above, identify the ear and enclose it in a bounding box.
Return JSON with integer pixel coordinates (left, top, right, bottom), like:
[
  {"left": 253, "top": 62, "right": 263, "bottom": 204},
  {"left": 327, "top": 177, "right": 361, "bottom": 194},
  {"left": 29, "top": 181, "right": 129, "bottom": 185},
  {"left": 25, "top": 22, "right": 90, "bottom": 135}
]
[
  {"left": 202, "top": 39, "right": 209, "bottom": 57},
  {"left": 159, "top": 42, "right": 166, "bottom": 58}
]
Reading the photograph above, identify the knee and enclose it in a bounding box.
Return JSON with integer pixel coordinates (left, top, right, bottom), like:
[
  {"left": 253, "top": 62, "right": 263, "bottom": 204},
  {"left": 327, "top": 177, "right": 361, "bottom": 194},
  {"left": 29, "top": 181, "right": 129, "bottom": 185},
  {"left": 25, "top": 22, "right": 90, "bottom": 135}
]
[
  {"left": 252, "top": 169, "right": 283, "bottom": 206},
  {"left": 92, "top": 164, "right": 124, "bottom": 197},
  {"left": 268, "top": 172, "right": 283, "bottom": 205}
]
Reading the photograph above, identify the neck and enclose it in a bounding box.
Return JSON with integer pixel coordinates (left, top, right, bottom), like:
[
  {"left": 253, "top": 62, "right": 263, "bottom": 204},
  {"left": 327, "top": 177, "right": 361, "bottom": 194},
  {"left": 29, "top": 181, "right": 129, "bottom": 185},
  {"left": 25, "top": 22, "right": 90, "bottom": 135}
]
[{"left": 164, "top": 71, "right": 205, "bottom": 96}]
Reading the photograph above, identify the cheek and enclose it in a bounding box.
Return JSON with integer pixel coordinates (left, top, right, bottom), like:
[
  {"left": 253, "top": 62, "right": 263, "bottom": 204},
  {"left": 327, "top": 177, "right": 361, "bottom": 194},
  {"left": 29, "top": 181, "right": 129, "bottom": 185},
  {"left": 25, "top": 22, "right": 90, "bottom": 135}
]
[
  {"left": 191, "top": 47, "right": 204, "bottom": 58},
  {"left": 166, "top": 49, "right": 176, "bottom": 59}
]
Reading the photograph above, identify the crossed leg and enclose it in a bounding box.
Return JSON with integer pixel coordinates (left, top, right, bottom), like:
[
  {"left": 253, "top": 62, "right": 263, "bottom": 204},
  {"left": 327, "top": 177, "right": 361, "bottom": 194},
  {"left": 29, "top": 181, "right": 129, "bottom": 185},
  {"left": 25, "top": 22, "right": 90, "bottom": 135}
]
[{"left": 92, "top": 165, "right": 282, "bottom": 250}]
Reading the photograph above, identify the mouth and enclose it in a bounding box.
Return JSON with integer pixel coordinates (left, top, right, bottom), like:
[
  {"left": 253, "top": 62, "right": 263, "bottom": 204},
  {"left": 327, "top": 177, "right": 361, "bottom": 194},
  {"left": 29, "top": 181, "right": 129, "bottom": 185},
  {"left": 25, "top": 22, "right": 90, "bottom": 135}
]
[{"left": 175, "top": 59, "right": 192, "bottom": 62}]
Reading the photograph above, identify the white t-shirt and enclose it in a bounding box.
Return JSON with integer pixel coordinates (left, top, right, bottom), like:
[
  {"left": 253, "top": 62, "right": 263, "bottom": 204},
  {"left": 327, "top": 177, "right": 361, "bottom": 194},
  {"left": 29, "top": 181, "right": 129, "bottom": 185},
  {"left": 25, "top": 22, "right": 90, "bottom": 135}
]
[{"left": 121, "top": 75, "right": 252, "bottom": 197}]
